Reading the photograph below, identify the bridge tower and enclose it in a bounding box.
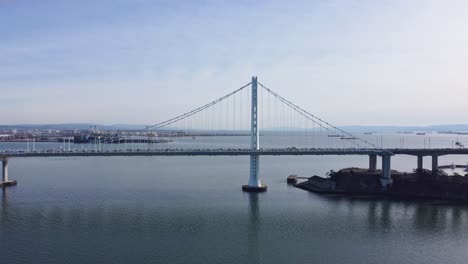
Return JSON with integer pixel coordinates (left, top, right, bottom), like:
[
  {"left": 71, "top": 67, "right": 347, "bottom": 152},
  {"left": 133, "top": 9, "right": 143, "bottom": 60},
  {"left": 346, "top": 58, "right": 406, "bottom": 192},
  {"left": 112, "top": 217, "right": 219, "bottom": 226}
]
[{"left": 243, "top": 76, "right": 267, "bottom": 192}]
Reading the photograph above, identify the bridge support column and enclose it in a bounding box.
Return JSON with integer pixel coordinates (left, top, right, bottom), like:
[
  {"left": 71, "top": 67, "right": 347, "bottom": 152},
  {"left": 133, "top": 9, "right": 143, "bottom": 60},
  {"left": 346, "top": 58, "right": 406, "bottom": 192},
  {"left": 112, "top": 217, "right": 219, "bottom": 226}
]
[
  {"left": 369, "top": 154, "right": 377, "bottom": 172},
  {"left": 243, "top": 155, "right": 266, "bottom": 192},
  {"left": 432, "top": 155, "right": 439, "bottom": 178},
  {"left": 417, "top": 155, "right": 423, "bottom": 173},
  {"left": 1, "top": 158, "right": 17, "bottom": 187},
  {"left": 380, "top": 155, "right": 392, "bottom": 190},
  {"left": 243, "top": 76, "right": 266, "bottom": 192}
]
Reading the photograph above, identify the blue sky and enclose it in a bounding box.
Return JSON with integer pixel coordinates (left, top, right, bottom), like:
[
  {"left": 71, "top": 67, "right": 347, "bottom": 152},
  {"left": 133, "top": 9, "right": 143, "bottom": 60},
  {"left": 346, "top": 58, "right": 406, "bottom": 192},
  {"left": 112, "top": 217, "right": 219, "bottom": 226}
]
[{"left": 1, "top": 0, "right": 467, "bottom": 125}]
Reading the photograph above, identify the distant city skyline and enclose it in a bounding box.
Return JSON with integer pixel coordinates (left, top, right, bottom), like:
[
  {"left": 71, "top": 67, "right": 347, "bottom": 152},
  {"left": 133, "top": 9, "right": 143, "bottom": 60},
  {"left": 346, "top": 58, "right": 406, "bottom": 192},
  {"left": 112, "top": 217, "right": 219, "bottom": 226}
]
[{"left": 1, "top": 0, "right": 467, "bottom": 126}]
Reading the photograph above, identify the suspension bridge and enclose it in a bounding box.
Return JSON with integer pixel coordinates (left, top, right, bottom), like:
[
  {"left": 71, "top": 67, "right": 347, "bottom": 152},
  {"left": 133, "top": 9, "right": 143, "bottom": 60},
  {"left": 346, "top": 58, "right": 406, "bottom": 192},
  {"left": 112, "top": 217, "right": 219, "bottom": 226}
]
[{"left": 1, "top": 76, "right": 467, "bottom": 191}]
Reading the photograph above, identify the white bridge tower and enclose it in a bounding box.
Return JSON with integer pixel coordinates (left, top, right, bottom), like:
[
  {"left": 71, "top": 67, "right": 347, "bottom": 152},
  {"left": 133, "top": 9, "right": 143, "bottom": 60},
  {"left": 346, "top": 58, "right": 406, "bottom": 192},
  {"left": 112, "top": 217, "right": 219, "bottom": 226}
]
[{"left": 242, "top": 76, "right": 267, "bottom": 192}]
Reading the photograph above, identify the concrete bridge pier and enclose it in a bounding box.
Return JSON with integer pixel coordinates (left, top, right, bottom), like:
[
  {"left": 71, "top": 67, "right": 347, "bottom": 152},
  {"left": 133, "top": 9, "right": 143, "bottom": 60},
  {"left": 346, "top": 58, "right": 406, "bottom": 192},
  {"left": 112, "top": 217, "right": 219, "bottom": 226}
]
[
  {"left": 369, "top": 154, "right": 377, "bottom": 172},
  {"left": 417, "top": 155, "right": 423, "bottom": 173},
  {"left": 432, "top": 155, "right": 439, "bottom": 177},
  {"left": 1, "top": 158, "right": 17, "bottom": 187},
  {"left": 243, "top": 155, "right": 267, "bottom": 192},
  {"left": 380, "top": 155, "right": 392, "bottom": 189}
]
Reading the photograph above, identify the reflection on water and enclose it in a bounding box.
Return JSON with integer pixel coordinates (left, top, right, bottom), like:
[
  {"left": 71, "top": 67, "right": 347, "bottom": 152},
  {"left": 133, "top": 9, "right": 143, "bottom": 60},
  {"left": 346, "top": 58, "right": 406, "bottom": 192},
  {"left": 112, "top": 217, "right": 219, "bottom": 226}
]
[
  {"left": 247, "top": 193, "right": 260, "bottom": 263},
  {"left": 1, "top": 187, "right": 9, "bottom": 227},
  {"left": 1, "top": 187, "right": 7, "bottom": 207},
  {"left": 2, "top": 146, "right": 468, "bottom": 263},
  {"left": 309, "top": 193, "right": 468, "bottom": 239},
  {"left": 2, "top": 186, "right": 468, "bottom": 264}
]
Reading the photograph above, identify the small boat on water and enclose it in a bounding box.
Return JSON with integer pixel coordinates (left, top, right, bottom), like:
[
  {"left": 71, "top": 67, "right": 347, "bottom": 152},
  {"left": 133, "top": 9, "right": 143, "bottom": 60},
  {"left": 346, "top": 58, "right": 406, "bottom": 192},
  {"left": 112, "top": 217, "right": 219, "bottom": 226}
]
[
  {"left": 328, "top": 134, "right": 344, "bottom": 137},
  {"left": 416, "top": 133, "right": 426, "bottom": 135}
]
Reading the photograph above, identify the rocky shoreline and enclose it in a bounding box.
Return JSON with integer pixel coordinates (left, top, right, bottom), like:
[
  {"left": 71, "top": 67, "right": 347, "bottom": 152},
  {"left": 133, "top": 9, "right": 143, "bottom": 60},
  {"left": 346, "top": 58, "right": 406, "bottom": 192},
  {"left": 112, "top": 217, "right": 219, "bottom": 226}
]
[{"left": 293, "top": 168, "right": 468, "bottom": 201}]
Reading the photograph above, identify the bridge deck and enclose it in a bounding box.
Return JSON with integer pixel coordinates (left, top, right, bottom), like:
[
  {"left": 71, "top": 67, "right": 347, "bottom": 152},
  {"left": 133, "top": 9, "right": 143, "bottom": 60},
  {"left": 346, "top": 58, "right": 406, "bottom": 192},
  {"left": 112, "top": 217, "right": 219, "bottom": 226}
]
[{"left": 1, "top": 148, "right": 468, "bottom": 159}]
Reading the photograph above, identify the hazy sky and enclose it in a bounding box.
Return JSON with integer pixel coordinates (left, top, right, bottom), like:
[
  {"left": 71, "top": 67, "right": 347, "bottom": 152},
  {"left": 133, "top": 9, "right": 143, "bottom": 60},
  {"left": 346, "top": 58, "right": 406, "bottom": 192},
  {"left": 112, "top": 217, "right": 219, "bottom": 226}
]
[{"left": 1, "top": 0, "right": 467, "bottom": 126}]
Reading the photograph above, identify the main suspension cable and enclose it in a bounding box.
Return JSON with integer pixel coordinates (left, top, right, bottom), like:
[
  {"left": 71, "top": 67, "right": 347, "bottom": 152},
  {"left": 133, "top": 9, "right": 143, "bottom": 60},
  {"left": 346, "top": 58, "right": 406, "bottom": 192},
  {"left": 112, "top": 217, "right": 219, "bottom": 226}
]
[
  {"left": 258, "top": 82, "right": 392, "bottom": 154},
  {"left": 145, "top": 82, "right": 251, "bottom": 131}
]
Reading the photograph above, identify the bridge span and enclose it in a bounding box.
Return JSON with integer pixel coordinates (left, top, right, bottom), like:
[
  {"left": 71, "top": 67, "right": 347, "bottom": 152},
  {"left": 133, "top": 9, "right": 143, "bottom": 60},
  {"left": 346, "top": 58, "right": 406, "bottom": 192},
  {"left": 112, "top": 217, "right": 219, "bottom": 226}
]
[
  {"left": 1, "top": 76, "right": 467, "bottom": 190},
  {"left": 1, "top": 148, "right": 468, "bottom": 158},
  {"left": 1, "top": 148, "right": 468, "bottom": 188}
]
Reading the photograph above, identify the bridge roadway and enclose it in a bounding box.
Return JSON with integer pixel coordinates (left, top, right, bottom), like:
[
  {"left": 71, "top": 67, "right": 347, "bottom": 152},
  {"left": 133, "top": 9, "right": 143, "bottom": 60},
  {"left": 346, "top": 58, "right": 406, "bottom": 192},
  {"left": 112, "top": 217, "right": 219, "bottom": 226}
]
[
  {"left": 2, "top": 147, "right": 468, "bottom": 187},
  {"left": 1, "top": 148, "right": 468, "bottom": 158}
]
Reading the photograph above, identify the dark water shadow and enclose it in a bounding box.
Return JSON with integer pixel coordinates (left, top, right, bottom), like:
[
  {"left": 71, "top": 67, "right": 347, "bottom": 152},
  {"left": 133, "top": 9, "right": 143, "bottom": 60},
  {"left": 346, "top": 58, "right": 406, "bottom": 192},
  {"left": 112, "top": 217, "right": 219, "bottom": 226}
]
[
  {"left": 247, "top": 193, "right": 260, "bottom": 264},
  {"left": 308, "top": 192, "right": 468, "bottom": 235}
]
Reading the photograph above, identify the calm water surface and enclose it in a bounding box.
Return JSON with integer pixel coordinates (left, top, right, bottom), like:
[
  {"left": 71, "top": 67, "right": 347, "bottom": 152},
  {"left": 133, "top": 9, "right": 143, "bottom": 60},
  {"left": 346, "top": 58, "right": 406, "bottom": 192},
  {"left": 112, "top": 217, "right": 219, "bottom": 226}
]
[{"left": 1, "top": 133, "right": 468, "bottom": 264}]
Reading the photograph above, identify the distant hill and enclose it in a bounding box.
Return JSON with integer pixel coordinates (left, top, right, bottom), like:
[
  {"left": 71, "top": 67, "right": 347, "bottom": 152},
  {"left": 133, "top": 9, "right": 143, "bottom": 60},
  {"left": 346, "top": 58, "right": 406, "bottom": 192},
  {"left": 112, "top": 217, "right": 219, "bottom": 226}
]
[
  {"left": 0, "top": 123, "right": 147, "bottom": 130},
  {"left": 341, "top": 124, "right": 468, "bottom": 133}
]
